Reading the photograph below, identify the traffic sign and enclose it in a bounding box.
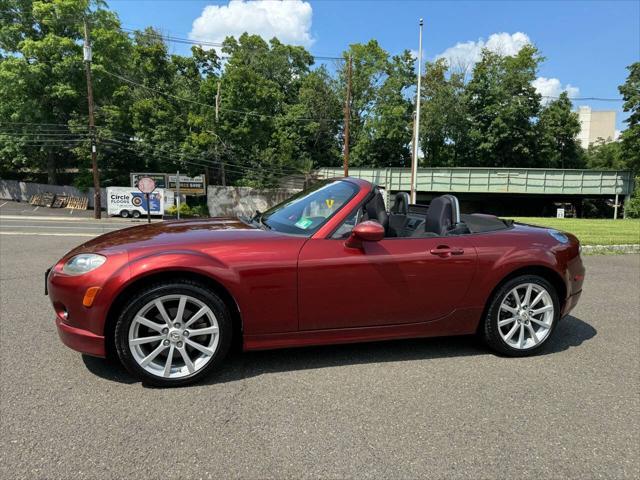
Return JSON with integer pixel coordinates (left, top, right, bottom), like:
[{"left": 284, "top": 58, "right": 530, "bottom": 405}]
[{"left": 137, "top": 177, "right": 156, "bottom": 194}]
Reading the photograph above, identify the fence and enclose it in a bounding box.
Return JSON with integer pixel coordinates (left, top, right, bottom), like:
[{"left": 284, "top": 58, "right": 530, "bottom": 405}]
[
  {"left": 0, "top": 179, "right": 105, "bottom": 208},
  {"left": 207, "top": 186, "right": 300, "bottom": 217}
]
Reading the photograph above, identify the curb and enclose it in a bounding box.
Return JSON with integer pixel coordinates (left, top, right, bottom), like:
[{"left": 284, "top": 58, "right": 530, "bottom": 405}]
[{"left": 582, "top": 244, "right": 640, "bottom": 255}]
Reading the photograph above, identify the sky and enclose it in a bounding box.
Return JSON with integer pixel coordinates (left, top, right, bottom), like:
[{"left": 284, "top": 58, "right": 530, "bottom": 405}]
[{"left": 108, "top": 0, "right": 640, "bottom": 131}]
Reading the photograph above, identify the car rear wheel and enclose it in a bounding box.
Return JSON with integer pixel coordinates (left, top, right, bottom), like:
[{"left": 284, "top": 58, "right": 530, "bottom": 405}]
[
  {"left": 120, "top": 210, "right": 130, "bottom": 218},
  {"left": 132, "top": 210, "right": 141, "bottom": 218},
  {"left": 482, "top": 275, "right": 560, "bottom": 356},
  {"left": 114, "top": 280, "right": 232, "bottom": 387}
]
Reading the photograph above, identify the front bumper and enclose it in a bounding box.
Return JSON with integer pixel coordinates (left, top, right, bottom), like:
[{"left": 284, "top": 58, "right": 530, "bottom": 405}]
[
  {"left": 47, "top": 250, "right": 129, "bottom": 358},
  {"left": 56, "top": 317, "right": 106, "bottom": 357}
]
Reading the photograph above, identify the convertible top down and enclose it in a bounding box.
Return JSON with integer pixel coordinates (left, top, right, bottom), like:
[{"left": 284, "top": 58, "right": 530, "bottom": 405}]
[{"left": 47, "top": 178, "right": 585, "bottom": 386}]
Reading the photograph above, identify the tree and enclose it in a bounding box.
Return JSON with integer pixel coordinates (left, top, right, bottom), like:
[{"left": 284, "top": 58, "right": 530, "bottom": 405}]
[
  {"left": 584, "top": 139, "right": 624, "bottom": 170},
  {"left": 0, "top": 0, "right": 130, "bottom": 183},
  {"left": 338, "top": 41, "right": 414, "bottom": 168},
  {"left": 272, "top": 67, "right": 342, "bottom": 172},
  {"left": 464, "top": 46, "right": 542, "bottom": 167},
  {"left": 618, "top": 62, "right": 640, "bottom": 173},
  {"left": 537, "top": 92, "right": 583, "bottom": 168},
  {"left": 419, "top": 58, "right": 468, "bottom": 167},
  {"left": 353, "top": 50, "right": 414, "bottom": 167}
]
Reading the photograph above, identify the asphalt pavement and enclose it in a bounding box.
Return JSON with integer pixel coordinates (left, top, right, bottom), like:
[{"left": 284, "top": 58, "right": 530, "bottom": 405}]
[{"left": 0, "top": 214, "right": 638, "bottom": 479}]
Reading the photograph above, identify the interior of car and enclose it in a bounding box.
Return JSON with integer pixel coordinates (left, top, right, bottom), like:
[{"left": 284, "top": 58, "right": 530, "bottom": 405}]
[{"left": 360, "top": 188, "right": 512, "bottom": 238}]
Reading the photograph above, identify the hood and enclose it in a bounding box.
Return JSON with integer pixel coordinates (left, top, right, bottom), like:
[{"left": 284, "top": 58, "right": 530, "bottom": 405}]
[{"left": 69, "top": 217, "right": 270, "bottom": 255}]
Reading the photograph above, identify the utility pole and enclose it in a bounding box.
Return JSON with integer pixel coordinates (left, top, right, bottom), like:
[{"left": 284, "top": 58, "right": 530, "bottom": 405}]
[
  {"left": 343, "top": 54, "right": 352, "bottom": 177},
  {"left": 215, "top": 81, "right": 225, "bottom": 186},
  {"left": 410, "top": 18, "right": 424, "bottom": 204},
  {"left": 83, "top": 17, "right": 101, "bottom": 219}
]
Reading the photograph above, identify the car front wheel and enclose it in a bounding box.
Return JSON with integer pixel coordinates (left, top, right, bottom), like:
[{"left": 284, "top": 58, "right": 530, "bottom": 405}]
[
  {"left": 482, "top": 275, "right": 560, "bottom": 356},
  {"left": 114, "top": 280, "right": 232, "bottom": 387}
]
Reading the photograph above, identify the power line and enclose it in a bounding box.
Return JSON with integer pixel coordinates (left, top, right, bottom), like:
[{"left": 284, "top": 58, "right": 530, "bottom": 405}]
[
  {"left": 542, "top": 96, "right": 623, "bottom": 102},
  {"left": 101, "top": 68, "right": 344, "bottom": 122},
  {"left": 98, "top": 133, "right": 304, "bottom": 176},
  {"left": 118, "top": 26, "right": 345, "bottom": 61}
]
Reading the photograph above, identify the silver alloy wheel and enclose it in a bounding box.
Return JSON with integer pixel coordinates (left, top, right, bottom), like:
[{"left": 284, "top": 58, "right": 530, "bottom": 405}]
[
  {"left": 128, "top": 294, "right": 220, "bottom": 379},
  {"left": 498, "top": 282, "right": 554, "bottom": 350}
]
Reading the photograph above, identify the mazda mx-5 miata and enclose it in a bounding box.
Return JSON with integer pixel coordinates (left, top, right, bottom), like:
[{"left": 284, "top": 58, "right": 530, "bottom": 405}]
[{"left": 47, "top": 178, "right": 585, "bottom": 386}]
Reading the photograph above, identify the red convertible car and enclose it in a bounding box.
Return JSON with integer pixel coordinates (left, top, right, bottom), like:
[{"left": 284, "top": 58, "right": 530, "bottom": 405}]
[{"left": 47, "top": 178, "right": 585, "bottom": 386}]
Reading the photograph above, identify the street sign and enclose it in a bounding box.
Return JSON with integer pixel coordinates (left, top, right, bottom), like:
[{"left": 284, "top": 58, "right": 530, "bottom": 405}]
[
  {"left": 168, "top": 174, "right": 206, "bottom": 195},
  {"left": 131, "top": 173, "right": 167, "bottom": 189},
  {"left": 556, "top": 208, "right": 565, "bottom": 219},
  {"left": 137, "top": 177, "right": 156, "bottom": 194}
]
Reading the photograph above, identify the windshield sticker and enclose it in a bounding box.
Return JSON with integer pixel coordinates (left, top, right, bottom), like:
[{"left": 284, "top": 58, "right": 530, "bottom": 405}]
[
  {"left": 295, "top": 217, "right": 314, "bottom": 229},
  {"left": 325, "top": 198, "right": 335, "bottom": 209}
]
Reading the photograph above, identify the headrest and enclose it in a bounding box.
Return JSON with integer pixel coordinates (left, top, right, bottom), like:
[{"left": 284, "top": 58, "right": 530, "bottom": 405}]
[{"left": 391, "top": 192, "right": 410, "bottom": 214}]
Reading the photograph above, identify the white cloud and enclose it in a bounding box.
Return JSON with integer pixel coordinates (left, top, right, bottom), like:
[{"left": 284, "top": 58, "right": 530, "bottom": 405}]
[
  {"left": 435, "top": 32, "right": 532, "bottom": 70},
  {"left": 532, "top": 77, "right": 580, "bottom": 104},
  {"left": 189, "top": 0, "right": 314, "bottom": 48}
]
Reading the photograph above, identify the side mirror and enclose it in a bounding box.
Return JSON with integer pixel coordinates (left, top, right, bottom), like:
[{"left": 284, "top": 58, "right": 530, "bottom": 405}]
[{"left": 345, "top": 221, "right": 385, "bottom": 249}]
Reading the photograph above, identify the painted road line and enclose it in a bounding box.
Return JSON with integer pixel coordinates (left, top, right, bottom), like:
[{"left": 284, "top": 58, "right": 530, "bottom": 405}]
[
  {"left": 0, "top": 225, "right": 122, "bottom": 230},
  {"left": 0, "top": 202, "right": 7, "bottom": 208},
  {"left": 0, "top": 231, "right": 98, "bottom": 237},
  {"left": 0, "top": 214, "right": 152, "bottom": 223}
]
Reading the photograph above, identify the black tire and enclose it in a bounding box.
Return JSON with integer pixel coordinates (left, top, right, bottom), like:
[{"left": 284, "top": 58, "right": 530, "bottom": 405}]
[
  {"left": 132, "top": 210, "right": 141, "bottom": 219},
  {"left": 114, "top": 280, "right": 232, "bottom": 387},
  {"left": 120, "top": 210, "right": 130, "bottom": 218},
  {"left": 482, "top": 274, "right": 560, "bottom": 357}
]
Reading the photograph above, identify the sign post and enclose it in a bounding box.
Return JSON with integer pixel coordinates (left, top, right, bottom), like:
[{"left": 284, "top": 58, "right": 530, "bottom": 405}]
[
  {"left": 176, "top": 170, "right": 181, "bottom": 220},
  {"left": 137, "top": 177, "right": 157, "bottom": 224}
]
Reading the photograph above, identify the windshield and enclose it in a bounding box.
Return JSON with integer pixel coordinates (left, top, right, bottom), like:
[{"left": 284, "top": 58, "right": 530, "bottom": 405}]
[{"left": 262, "top": 180, "right": 358, "bottom": 236}]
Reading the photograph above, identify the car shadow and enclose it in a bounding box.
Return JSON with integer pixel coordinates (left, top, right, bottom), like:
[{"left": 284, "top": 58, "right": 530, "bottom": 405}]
[{"left": 81, "top": 315, "right": 597, "bottom": 388}]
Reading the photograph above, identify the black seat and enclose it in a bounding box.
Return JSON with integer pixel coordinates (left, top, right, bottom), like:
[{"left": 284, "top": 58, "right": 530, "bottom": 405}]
[
  {"left": 424, "top": 194, "right": 460, "bottom": 236},
  {"left": 388, "top": 192, "right": 410, "bottom": 237},
  {"left": 364, "top": 190, "right": 389, "bottom": 234}
]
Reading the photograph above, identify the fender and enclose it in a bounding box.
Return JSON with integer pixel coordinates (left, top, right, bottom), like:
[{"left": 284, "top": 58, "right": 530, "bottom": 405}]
[
  {"left": 464, "top": 239, "right": 569, "bottom": 311},
  {"left": 110, "top": 242, "right": 303, "bottom": 336},
  {"left": 116, "top": 248, "right": 243, "bottom": 310}
]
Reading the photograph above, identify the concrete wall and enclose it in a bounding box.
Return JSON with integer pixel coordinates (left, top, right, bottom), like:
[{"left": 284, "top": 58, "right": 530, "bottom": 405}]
[
  {"left": 578, "top": 106, "right": 617, "bottom": 148},
  {"left": 207, "top": 186, "right": 300, "bottom": 217},
  {"left": 0, "top": 179, "right": 106, "bottom": 208}
]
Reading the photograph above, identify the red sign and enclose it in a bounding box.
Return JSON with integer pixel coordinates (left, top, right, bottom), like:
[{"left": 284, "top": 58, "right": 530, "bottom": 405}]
[{"left": 137, "top": 177, "right": 156, "bottom": 194}]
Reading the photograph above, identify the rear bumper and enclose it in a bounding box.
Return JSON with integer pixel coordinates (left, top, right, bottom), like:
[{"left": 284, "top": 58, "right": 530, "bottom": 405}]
[
  {"left": 56, "top": 317, "right": 106, "bottom": 357},
  {"left": 562, "top": 290, "right": 582, "bottom": 318}
]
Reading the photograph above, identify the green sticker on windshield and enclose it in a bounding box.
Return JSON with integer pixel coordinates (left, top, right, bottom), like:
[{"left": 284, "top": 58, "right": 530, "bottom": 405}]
[{"left": 295, "top": 217, "right": 314, "bottom": 229}]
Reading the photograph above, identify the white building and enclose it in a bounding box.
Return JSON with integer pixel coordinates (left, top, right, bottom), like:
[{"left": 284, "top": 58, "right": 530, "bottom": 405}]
[{"left": 577, "top": 106, "right": 616, "bottom": 149}]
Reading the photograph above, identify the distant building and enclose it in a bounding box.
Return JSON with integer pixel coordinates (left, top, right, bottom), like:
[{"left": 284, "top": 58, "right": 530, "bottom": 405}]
[{"left": 577, "top": 106, "right": 616, "bottom": 149}]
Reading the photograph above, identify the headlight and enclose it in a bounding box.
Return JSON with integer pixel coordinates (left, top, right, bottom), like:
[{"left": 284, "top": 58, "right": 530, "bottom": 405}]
[
  {"left": 62, "top": 254, "right": 106, "bottom": 275},
  {"left": 548, "top": 230, "right": 569, "bottom": 244}
]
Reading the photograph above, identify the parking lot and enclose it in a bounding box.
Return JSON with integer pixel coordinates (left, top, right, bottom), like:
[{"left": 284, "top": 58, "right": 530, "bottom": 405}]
[{"left": 0, "top": 214, "right": 638, "bottom": 479}]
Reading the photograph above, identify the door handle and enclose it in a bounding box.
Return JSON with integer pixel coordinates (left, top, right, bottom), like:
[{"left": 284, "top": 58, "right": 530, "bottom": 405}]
[{"left": 430, "top": 246, "right": 464, "bottom": 257}]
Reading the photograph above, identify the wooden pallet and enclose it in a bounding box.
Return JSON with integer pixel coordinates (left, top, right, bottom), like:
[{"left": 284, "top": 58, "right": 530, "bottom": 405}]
[
  {"left": 29, "top": 192, "right": 56, "bottom": 207},
  {"left": 51, "top": 195, "right": 68, "bottom": 208},
  {"left": 65, "top": 196, "right": 88, "bottom": 210}
]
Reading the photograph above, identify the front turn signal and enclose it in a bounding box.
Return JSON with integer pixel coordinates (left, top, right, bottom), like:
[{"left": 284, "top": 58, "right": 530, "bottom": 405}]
[{"left": 82, "top": 287, "right": 102, "bottom": 307}]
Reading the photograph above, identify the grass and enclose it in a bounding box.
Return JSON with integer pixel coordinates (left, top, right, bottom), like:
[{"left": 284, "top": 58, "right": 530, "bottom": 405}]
[{"left": 507, "top": 217, "right": 640, "bottom": 246}]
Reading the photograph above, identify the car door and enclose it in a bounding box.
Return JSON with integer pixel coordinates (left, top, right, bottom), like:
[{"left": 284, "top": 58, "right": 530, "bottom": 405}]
[{"left": 297, "top": 235, "right": 478, "bottom": 330}]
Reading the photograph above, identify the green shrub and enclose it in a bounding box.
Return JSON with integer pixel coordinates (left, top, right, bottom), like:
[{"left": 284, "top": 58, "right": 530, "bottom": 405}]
[
  {"left": 626, "top": 178, "right": 640, "bottom": 218},
  {"left": 166, "top": 203, "right": 208, "bottom": 218}
]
